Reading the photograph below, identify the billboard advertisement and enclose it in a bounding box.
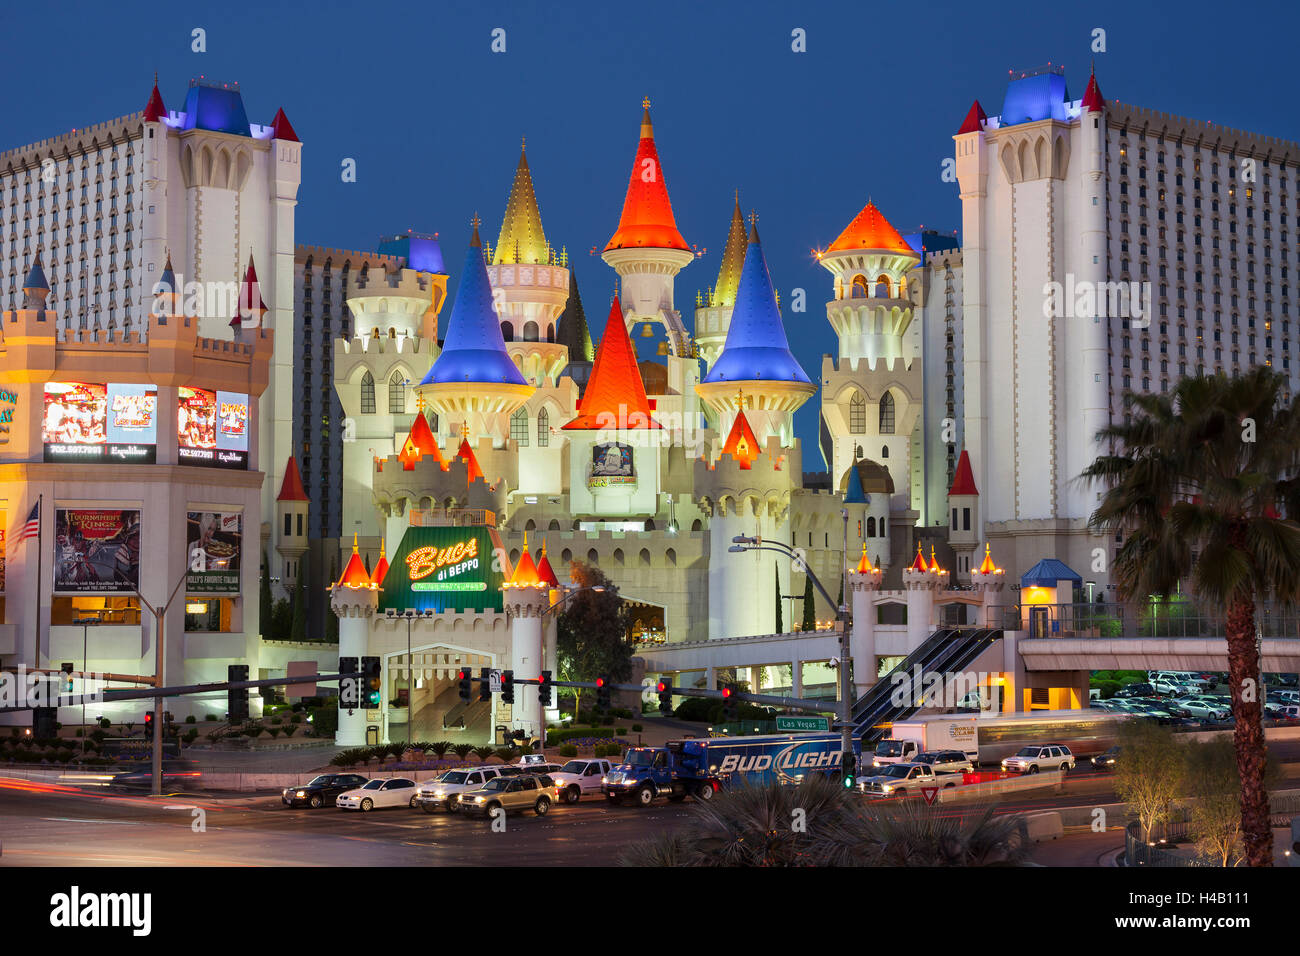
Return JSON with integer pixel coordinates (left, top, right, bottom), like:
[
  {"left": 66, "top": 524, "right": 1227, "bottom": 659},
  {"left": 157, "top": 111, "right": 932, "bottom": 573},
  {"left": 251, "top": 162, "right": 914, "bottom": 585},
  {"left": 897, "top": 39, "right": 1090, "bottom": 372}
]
[
  {"left": 54, "top": 509, "right": 141, "bottom": 593},
  {"left": 185, "top": 511, "right": 242, "bottom": 593},
  {"left": 177, "top": 387, "right": 249, "bottom": 469},
  {"left": 378, "top": 525, "right": 508, "bottom": 614},
  {"left": 43, "top": 382, "right": 157, "bottom": 463}
]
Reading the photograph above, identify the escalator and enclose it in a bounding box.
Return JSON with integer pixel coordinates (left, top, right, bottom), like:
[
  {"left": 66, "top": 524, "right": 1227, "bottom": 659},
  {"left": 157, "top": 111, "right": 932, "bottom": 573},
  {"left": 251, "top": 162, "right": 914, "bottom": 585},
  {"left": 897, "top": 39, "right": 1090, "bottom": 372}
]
[{"left": 852, "top": 627, "right": 1002, "bottom": 742}]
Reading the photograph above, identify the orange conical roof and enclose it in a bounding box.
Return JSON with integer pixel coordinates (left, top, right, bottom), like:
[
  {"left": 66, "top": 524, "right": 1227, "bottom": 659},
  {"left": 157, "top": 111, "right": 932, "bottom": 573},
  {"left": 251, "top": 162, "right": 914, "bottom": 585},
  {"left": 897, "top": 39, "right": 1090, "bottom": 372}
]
[
  {"left": 371, "top": 541, "right": 389, "bottom": 587},
  {"left": 563, "top": 298, "right": 663, "bottom": 430},
  {"left": 977, "top": 543, "right": 1000, "bottom": 575},
  {"left": 720, "top": 406, "right": 760, "bottom": 468},
  {"left": 827, "top": 200, "right": 916, "bottom": 256},
  {"left": 908, "top": 544, "right": 928, "bottom": 572},
  {"left": 277, "top": 455, "right": 309, "bottom": 501},
  {"left": 855, "top": 543, "right": 875, "bottom": 574},
  {"left": 536, "top": 540, "right": 560, "bottom": 587},
  {"left": 928, "top": 546, "right": 943, "bottom": 573},
  {"left": 506, "top": 533, "right": 543, "bottom": 587},
  {"left": 337, "top": 534, "right": 373, "bottom": 588},
  {"left": 399, "top": 412, "right": 444, "bottom": 471},
  {"left": 604, "top": 99, "right": 690, "bottom": 252},
  {"left": 457, "top": 436, "right": 485, "bottom": 483}
]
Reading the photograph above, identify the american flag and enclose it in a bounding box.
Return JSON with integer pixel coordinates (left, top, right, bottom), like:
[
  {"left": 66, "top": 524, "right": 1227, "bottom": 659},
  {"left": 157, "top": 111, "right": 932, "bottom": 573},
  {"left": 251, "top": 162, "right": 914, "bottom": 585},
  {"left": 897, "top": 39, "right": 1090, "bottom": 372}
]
[{"left": 14, "top": 501, "right": 39, "bottom": 545}]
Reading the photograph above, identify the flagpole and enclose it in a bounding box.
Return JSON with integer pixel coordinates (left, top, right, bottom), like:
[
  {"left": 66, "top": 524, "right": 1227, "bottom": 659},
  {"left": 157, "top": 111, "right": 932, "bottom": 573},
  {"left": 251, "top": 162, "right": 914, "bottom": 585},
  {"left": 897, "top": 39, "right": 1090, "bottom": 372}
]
[{"left": 35, "top": 494, "right": 43, "bottom": 668}]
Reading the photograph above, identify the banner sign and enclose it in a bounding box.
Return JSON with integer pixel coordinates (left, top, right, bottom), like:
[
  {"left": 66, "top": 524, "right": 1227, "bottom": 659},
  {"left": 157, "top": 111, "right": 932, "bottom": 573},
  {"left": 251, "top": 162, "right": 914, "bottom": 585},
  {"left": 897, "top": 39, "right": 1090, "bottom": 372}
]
[
  {"left": 185, "top": 511, "right": 242, "bottom": 593},
  {"left": 178, "top": 387, "right": 249, "bottom": 469},
  {"left": 54, "top": 509, "right": 141, "bottom": 593},
  {"left": 588, "top": 441, "right": 635, "bottom": 488},
  {"left": 379, "top": 525, "right": 507, "bottom": 614},
  {"left": 43, "top": 383, "right": 158, "bottom": 463}
]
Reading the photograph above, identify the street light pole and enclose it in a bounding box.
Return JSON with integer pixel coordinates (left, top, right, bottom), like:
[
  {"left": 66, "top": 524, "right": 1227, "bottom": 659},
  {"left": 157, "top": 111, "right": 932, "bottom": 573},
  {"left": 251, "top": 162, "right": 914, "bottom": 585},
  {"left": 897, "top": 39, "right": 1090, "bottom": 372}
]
[
  {"left": 134, "top": 568, "right": 189, "bottom": 797},
  {"left": 74, "top": 616, "right": 100, "bottom": 755}
]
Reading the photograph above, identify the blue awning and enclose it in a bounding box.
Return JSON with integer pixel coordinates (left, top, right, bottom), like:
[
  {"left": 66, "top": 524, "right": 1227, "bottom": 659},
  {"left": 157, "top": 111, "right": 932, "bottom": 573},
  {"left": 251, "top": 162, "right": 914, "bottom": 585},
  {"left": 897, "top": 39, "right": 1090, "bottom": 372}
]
[{"left": 1021, "top": 558, "right": 1082, "bottom": 589}]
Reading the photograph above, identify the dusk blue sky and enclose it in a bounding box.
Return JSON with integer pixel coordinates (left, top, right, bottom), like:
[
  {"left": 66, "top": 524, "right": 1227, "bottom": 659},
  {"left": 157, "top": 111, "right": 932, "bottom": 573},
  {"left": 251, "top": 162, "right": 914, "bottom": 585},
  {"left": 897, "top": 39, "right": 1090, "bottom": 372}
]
[{"left": 5, "top": 0, "right": 1296, "bottom": 456}]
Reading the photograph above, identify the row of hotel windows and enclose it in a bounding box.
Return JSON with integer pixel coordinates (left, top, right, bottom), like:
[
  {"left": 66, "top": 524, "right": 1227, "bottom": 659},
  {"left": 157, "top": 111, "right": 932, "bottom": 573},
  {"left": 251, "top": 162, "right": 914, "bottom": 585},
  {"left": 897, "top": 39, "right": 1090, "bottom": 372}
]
[{"left": 846, "top": 392, "right": 895, "bottom": 434}]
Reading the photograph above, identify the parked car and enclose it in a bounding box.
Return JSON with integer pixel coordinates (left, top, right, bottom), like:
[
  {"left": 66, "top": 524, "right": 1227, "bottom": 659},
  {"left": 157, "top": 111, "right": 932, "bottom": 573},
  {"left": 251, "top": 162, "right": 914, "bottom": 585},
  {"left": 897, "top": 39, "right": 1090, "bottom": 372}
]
[
  {"left": 1278, "top": 705, "right": 1300, "bottom": 721},
  {"left": 335, "top": 777, "right": 418, "bottom": 811},
  {"left": 110, "top": 759, "right": 202, "bottom": 790},
  {"left": 282, "top": 773, "right": 369, "bottom": 808},
  {"left": 414, "top": 766, "right": 510, "bottom": 813},
  {"left": 549, "top": 758, "right": 614, "bottom": 803},
  {"left": 1091, "top": 746, "right": 1121, "bottom": 771},
  {"left": 516, "top": 762, "right": 565, "bottom": 777},
  {"left": 914, "top": 750, "right": 975, "bottom": 775},
  {"left": 1001, "top": 745, "right": 1075, "bottom": 775},
  {"left": 1115, "top": 683, "right": 1156, "bottom": 699},
  {"left": 456, "top": 773, "right": 557, "bottom": 818},
  {"left": 1178, "top": 698, "right": 1231, "bottom": 721}
]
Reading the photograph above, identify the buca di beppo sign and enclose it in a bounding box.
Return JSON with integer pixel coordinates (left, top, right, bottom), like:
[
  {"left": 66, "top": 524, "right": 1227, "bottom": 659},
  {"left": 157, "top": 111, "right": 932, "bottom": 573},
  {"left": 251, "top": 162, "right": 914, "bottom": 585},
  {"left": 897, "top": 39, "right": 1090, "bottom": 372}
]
[{"left": 378, "top": 525, "right": 508, "bottom": 614}]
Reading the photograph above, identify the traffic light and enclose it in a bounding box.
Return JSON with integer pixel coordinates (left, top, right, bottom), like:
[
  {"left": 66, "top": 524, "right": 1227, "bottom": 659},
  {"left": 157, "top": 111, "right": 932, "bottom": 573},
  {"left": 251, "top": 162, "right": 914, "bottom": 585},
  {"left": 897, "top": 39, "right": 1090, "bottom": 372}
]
[
  {"left": 501, "top": 670, "right": 515, "bottom": 705},
  {"left": 361, "top": 656, "right": 382, "bottom": 707},
  {"left": 61, "top": 662, "right": 74, "bottom": 695},
  {"left": 841, "top": 750, "right": 857, "bottom": 790},
  {"left": 144, "top": 711, "right": 154, "bottom": 733},
  {"left": 595, "top": 676, "right": 611, "bottom": 711},
  {"left": 721, "top": 684, "right": 738, "bottom": 721},
  {"left": 478, "top": 667, "right": 492, "bottom": 703},
  {"left": 657, "top": 678, "right": 673, "bottom": 716},
  {"left": 538, "top": 671, "right": 552, "bottom": 707},
  {"left": 228, "top": 664, "right": 250, "bottom": 722},
  {"left": 339, "top": 656, "right": 360, "bottom": 709},
  {"left": 457, "top": 668, "right": 472, "bottom": 703}
]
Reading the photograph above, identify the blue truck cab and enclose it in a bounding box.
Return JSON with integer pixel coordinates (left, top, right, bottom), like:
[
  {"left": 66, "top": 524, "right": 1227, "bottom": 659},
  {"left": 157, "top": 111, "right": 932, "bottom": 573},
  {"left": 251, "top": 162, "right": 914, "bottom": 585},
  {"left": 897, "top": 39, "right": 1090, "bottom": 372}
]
[{"left": 601, "top": 734, "right": 853, "bottom": 806}]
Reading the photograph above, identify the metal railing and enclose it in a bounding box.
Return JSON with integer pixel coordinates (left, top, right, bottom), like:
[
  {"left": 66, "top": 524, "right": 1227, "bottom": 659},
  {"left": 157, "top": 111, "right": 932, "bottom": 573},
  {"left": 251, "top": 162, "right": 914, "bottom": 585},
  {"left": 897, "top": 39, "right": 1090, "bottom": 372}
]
[
  {"left": 988, "top": 601, "right": 1300, "bottom": 639},
  {"left": 1123, "top": 819, "right": 1208, "bottom": 867}
]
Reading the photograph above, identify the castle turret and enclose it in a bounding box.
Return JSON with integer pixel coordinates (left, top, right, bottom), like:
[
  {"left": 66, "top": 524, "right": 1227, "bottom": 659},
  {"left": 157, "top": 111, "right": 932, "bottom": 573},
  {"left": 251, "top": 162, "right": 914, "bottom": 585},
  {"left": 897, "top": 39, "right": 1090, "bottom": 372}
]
[
  {"left": 275, "top": 454, "right": 310, "bottom": 595},
  {"left": 330, "top": 534, "right": 379, "bottom": 747},
  {"left": 502, "top": 535, "right": 550, "bottom": 742},
  {"left": 947, "top": 448, "right": 980, "bottom": 580},
  {"left": 848, "top": 544, "right": 884, "bottom": 696},
  {"left": 694, "top": 191, "right": 748, "bottom": 375},
  {"left": 418, "top": 221, "right": 534, "bottom": 443},
  {"left": 696, "top": 219, "right": 815, "bottom": 448}
]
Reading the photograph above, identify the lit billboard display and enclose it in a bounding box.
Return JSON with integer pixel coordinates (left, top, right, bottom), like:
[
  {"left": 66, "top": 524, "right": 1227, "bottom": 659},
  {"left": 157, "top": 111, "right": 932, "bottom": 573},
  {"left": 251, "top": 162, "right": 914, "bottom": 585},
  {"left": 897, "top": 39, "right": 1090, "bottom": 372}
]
[
  {"left": 43, "top": 383, "right": 158, "bottom": 463},
  {"left": 177, "top": 387, "right": 249, "bottom": 469},
  {"left": 54, "top": 508, "right": 142, "bottom": 593},
  {"left": 186, "top": 511, "right": 242, "bottom": 593},
  {"left": 378, "top": 525, "right": 508, "bottom": 614}
]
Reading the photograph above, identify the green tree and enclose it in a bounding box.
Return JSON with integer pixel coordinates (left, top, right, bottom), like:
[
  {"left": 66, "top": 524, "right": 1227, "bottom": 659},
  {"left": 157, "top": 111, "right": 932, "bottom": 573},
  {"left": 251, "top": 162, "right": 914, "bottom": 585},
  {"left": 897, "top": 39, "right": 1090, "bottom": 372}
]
[
  {"left": 1113, "top": 716, "right": 1186, "bottom": 843},
  {"left": 1184, "top": 737, "right": 1245, "bottom": 866},
  {"left": 774, "top": 563, "right": 783, "bottom": 634},
  {"left": 801, "top": 575, "right": 815, "bottom": 631},
  {"left": 556, "top": 561, "right": 632, "bottom": 715},
  {"left": 269, "top": 598, "right": 292, "bottom": 642},
  {"left": 290, "top": 557, "right": 308, "bottom": 643},
  {"left": 1083, "top": 369, "right": 1300, "bottom": 865},
  {"left": 260, "top": 548, "right": 273, "bottom": 638}
]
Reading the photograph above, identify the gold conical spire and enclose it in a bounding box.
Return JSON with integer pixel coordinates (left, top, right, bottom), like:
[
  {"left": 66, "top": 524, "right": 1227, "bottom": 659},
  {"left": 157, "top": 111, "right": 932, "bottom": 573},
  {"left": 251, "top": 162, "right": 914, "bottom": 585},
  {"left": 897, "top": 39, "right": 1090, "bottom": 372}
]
[
  {"left": 493, "top": 142, "right": 549, "bottom": 266},
  {"left": 711, "top": 190, "right": 748, "bottom": 308}
]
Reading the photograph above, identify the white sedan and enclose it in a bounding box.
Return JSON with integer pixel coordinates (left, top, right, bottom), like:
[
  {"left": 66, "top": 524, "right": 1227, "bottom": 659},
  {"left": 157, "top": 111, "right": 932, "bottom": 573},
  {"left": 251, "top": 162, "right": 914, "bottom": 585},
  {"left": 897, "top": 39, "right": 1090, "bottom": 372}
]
[{"left": 335, "top": 777, "right": 418, "bottom": 811}]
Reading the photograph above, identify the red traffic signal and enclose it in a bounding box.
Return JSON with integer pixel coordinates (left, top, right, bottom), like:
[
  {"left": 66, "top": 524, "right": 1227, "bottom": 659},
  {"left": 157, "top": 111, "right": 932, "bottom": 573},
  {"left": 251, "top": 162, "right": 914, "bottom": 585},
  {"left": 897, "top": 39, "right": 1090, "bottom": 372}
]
[
  {"left": 595, "top": 677, "right": 605, "bottom": 688},
  {"left": 721, "top": 687, "right": 733, "bottom": 698},
  {"left": 656, "top": 681, "right": 666, "bottom": 693}
]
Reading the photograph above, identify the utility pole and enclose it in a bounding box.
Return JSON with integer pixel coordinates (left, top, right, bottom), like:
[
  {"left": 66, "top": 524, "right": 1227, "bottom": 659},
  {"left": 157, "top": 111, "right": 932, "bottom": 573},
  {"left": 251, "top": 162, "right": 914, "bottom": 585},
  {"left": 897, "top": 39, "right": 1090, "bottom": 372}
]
[
  {"left": 135, "top": 568, "right": 189, "bottom": 796},
  {"left": 839, "top": 509, "right": 853, "bottom": 782}
]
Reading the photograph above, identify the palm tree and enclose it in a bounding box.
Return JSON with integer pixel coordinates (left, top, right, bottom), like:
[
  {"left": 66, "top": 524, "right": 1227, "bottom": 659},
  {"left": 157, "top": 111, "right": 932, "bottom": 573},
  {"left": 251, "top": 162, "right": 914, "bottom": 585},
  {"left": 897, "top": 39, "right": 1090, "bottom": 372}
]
[
  {"left": 451, "top": 743, "right": 475, "bottom": 762},
  {"left": 1082, "top": 369, "right": 1300, "bottom": 866},
  {"left": 428, "top": 741, "right": 453, "bottom": 760},
  {"left": 472, "top": 746, "right": 496, "bottom": 764}
]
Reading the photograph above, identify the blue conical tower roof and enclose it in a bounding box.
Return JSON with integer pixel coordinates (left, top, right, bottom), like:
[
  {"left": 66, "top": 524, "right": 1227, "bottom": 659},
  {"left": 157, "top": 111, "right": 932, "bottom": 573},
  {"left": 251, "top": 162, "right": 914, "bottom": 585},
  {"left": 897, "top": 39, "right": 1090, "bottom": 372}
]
[
  {"left": 844, "top": 458, "right": 868, "bottom": 504},
  {"left": 422, "top": 224, "right": 527, "bottom": 387},
  {"left": 23, "top": 256, "right": 49, "bottom": 292},
  {"left": 702, "top": 223, "right": 810, "bottom": 385}
]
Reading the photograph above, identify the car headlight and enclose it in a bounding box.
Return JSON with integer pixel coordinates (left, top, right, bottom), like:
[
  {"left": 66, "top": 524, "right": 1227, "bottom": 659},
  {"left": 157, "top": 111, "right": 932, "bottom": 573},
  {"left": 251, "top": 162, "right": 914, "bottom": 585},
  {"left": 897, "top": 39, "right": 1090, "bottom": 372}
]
[
  {"left": 475, "top": 796, "right": 485, "bottom": 803},
  {"left": 601, "top": 777, "right": 607, "bottom": 784},
  {"left": 433, "top": 791, "right": 444, "bottom": 798},
  {"left": 296, "top": 791, "right": 306, "bottom": 798},
  {"left": 882, "top": 784, "right": 893, "bottom": 793}
]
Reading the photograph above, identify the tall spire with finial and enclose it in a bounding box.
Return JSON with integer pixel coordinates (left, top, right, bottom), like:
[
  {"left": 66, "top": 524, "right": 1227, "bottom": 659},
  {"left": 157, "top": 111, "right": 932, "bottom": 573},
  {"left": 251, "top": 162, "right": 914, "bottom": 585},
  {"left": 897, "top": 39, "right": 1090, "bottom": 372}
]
[
  {"left": 605, "top": 97, "right": 690, "bottom": 252},
  {"left": 493, "top": 140, "right": 549, "bottom": 266}
]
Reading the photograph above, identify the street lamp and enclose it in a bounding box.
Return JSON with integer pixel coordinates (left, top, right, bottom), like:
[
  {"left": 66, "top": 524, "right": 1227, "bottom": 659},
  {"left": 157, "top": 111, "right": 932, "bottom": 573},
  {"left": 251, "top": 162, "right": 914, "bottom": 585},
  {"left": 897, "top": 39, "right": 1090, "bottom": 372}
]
[
  {"left": 387, "top": 608, "right": 435, "bottom": 735},
  {"left": 73, "top": 615, "right": 100, "bottom": 755},
  {"left": 133, "top": 566, "right": 190, "bottom": 797}
]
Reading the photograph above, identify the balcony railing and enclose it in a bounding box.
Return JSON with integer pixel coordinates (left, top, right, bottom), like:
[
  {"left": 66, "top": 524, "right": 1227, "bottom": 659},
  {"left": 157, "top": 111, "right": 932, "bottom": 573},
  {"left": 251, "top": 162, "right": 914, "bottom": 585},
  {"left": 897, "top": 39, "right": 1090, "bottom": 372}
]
[
  {"left": 989, "top": 600, "right": 1300, "bottom": 639},
  {"left": 408, "top": 508, "right": 496, "bottom": 528}
]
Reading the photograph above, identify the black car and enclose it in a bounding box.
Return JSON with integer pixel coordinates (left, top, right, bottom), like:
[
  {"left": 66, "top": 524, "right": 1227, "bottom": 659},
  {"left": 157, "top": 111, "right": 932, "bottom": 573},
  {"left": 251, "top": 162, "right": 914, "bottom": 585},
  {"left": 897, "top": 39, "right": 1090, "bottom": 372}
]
[
  {"left": 1091, "top": 746, "right": 1121, "bottom": 770},
  {"left": 1114, "top": 683, "right": 1156, "bottom": 699},
  {"left": 282, "top": 773, "right": 369, "bottom": 808}
]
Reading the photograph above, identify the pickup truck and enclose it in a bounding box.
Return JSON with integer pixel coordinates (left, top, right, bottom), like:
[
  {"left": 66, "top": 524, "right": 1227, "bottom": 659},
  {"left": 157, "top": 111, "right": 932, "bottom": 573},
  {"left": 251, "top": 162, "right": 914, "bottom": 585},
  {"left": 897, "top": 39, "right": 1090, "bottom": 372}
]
[{"left": 857, "top": 761, "right": 962, "bottom": 798}]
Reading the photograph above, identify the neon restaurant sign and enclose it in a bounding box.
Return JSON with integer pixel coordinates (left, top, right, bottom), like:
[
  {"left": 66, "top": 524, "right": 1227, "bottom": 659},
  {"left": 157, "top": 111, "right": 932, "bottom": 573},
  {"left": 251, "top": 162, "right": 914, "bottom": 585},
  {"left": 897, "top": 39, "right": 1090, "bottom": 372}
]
[{"left": 379, "top": 525, "right": 506, "bottom": 614}]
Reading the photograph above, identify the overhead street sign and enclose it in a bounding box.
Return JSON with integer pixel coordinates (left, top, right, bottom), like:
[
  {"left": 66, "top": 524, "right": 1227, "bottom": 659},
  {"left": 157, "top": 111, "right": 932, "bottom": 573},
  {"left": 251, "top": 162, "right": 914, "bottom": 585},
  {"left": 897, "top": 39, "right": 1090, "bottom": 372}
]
[{"left": 776, "top": 715, "right": 830, "bottom": 732}]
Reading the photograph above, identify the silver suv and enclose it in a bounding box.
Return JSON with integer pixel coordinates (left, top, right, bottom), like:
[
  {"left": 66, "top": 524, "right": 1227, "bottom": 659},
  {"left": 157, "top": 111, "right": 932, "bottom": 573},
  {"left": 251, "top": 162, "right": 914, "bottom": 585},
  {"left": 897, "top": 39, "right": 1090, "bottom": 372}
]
[
  {"left": 549, "top": 758, "right": 614, "bottom": 803},
  {"left": 415, "top": 766, "right": 513, "bottom": 813},
  {"left": 1001, "top": 745, "right": 1074, "bottom": 774}
]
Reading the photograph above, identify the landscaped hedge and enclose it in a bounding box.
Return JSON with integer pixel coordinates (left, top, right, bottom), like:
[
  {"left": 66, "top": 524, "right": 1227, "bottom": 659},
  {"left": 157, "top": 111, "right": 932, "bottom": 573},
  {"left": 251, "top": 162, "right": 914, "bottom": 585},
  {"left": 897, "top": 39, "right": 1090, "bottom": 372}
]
[{"left": 546, "top": 726, "right": 615, "bottom": 745}]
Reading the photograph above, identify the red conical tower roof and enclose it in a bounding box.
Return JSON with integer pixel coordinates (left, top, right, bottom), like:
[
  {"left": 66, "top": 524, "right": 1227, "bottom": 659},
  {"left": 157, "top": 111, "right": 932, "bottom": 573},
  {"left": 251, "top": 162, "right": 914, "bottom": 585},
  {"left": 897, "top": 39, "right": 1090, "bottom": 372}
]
[
  {"left": 277, "top": 455, "right": 309, "bottom": 501},
  {"left": 721, "top": 406, "right": 760, "bottom": 469},
  {"left": 1081, "top": 69, "right": 1105, "bottom": 113},
  {"left": 604, "top": 99, "right": 690, "bottom": 252},
  {"left": 855, "top": 543, "right": 875, "bottom": 574},
  {"left": 144, "top": 79, "right": 167, "bottom": 123},
  {"left": 270, "top": 107, "right": 300, "bottom": 142},
  {"left": 506, "top": 533, "right": 543, "bottom": 587},
  {"left": 337, "top": 534, "right": 374, "bottom": 588},
  {"left": 370, "top": 541, "right": 389, "bottom": 588},
  {"left": 398, "top": 412, "right": 444, "bottom": 471},
  {"left": 457, "top": 435, "right": 485, "bottom": 483},
  {"left": 956, "top": 99, "right": 987, "bottom": 135},
  {"left": 827, "top": 200, "right": 916, "bottom": 256},
  {"left": 908, "top": 544, "right": 928, "bottom": 572},
  {"left": 563, "top": 299, "right": 663, "bottom": 430},
  {"left": 949, "top": 449, "right": 979, "bottom": 496},
  {"left": 536, "top": 540, "right": 560, "bottom": 587}
]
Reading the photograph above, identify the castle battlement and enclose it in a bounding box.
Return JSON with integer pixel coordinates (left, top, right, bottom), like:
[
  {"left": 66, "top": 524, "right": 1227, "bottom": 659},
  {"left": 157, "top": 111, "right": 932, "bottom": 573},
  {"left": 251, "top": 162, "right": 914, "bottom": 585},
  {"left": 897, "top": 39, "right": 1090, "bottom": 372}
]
[
  {"left": 1107, "top": 103, "right": 1300, "bottom": 163},
  {"left": 296, "top": 244, "right": 403, "bottom": 270},
  {"left": 821, "top": 353, "right": 918, "bottom": 376},
  {"left": 0, "top": 113, "right": 143, "bottom": 168}
]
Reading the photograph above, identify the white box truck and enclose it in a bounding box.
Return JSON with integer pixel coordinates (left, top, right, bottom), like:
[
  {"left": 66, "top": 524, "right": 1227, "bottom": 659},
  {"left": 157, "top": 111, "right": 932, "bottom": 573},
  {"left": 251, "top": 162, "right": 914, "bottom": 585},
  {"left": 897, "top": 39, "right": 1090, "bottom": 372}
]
[{"left": 869, "top": 715, "right": 980, "bottom": 768}]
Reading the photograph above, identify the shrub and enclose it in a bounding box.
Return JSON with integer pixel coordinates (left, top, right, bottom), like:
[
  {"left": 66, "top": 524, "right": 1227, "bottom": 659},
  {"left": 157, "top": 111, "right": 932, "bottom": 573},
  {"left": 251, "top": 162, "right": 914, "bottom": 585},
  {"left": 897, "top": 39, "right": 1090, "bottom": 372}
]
[
  {"left": 546, "top": 726, "right": 615, "bottom": 746},
  {"left": 631, "top": 724, "right": 643, "bottom": 733},
  {"left": 244, "top": 725, "right": 264, "bottom": 738},
  {"left": 452, "top": 744, "right": 475, "bottom": 760},
  {"left": 185, "top": 715, "right": 197, "bottom": 724},
  {"left": 267, "top": 727, "right": 282, "bottom": 738},
  {"left": 281, "top": 724, "right": 296, "bottom": 737},
  {"left": 494, "top": 747, "right": 518, "bottom": 764},
  {"left": 291, "top": 713, "right": 304, "bottom": 724},
  {"left": 473, "top": 746, "right": 496, "bottom": 763},
  {"left": 205, "top": 714, "right": 218, "bottom": 721},
  {"left": 271, "top": 716, "right": 283, "bottom": 726},
  {"left": 330, "top": 748, "right": 368, "bottom": 768},
  {"left": 615, "top": 727, "right": 627, "bottom": 735},
  {"left": 311, "top": 707, "right": 338, "bottom": 737},
  {"left": 558, "top": 744, "right": 578, "bottom": 758},
  {"left": 183, "top": 729, "right": 199, "bottom": 744},
  {"left": 427, "top": 741, "right": 452, "bottom": 758}
]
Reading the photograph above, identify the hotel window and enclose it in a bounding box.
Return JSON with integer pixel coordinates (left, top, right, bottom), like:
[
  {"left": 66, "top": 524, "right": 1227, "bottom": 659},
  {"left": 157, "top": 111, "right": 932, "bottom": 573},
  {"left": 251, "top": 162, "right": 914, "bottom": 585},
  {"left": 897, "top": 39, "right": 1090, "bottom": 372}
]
[
  {"left": 879, "top": 392, "right": 895, "bottom": 434},
  {"left": 360, "top": 370, "right": 375, "bottom": 414},
  {"left": 537, "top": 408, "right": 549, "bottom": 447},
  {"left": 848, "top": 392, "right": 866, "bottom": 433},
  {"left": 388, "top": 371, "right": 405, "bottom": 414},
  {"left": 511, "top": 407, "right": 529, "bottom": 446}
]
